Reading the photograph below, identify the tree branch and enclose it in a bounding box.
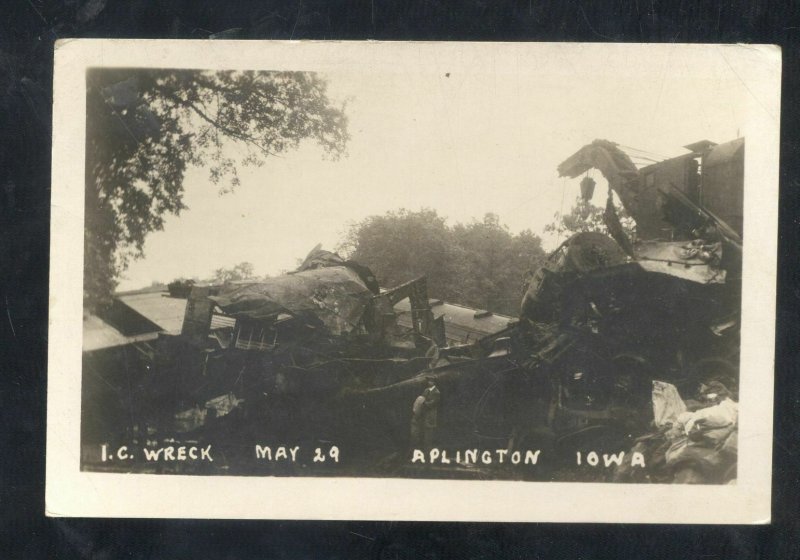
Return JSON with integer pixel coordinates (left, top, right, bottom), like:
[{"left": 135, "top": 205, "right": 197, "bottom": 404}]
[{"left": 160, "top": 90, "right": 279, "bottom": 157}]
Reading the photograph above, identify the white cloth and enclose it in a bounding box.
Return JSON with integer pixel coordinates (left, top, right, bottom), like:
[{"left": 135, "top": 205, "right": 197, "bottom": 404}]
[{"left": 652, "top": 380, "right": 687, "bottom": 428}]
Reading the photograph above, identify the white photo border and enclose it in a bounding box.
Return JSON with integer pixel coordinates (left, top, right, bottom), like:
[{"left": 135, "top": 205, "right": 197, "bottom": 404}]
[{"left": 46, "top": 39, "right": 780, "bottom": 522}]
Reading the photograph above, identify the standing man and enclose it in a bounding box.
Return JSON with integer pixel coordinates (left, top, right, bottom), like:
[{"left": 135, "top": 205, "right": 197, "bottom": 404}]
[
  {"left": 421, "top": 377, "right": 441, "bottom": 449},
  {"left": 410, "top": 392, "right": 427, "bottom": 450}
]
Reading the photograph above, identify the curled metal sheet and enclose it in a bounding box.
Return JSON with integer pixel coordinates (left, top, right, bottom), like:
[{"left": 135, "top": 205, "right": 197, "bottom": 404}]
[{"left": 210, "top": 266, "right": 373, "bottom": 336}]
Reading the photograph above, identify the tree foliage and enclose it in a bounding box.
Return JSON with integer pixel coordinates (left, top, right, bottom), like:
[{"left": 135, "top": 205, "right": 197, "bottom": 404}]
[
  {"left": 212, "top": 262, "right": 257, "bottom": 284},
  {"left": 340, "top": 209, "right": 546, "bottom": 316},
  {"left": 166, "top": 278, "right": 195, "bottom": 298},
  {"left": 84, "top": 68, "right": 349, "bottom": 309},
  {"left": 338, "top": 208, "right": 457, "bottom": 300},
  {"left": 545, "top": 195, "right": 636, "bottom": 239},
  {"left": 452, "top": 214, "right": 546, "bottom": 313}
]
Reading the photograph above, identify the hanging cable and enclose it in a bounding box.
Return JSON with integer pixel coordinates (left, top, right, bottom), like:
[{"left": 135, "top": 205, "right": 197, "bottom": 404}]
[
  {"left": 628, "top": 154, "right": 663, "bottom": 164},
  {"left": 617, "top": 143, "right": 669, "bottom": 160},
  {"left": 556, "top": 176, "right": 568, "bottom": 246}
]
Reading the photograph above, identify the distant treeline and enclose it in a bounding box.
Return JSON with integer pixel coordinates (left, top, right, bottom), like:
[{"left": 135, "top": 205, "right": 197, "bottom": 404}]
[{"left": 339, "top": 209, "right": 547, "bottom": 317}]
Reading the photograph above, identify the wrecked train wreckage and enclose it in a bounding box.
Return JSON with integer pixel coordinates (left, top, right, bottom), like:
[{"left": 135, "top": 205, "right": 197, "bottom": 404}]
[
  {"left": 109, "top": 139, "right": 744, "bottom": 481},
  {"left": 351, "top": 138, "right": 744, "bottom": 482},
  {"left": 516, "top": 137, "right": 743, "bottom": 482},
  {"left": 533, "top": 137, "right": 743, "bottom": 385},
  {"left": 142, "top": 247, "right": 445, "bottom": 452}
]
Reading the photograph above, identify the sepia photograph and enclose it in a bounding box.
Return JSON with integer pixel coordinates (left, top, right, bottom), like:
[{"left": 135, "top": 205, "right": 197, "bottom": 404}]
[{"left": 47, "top": 40, "right": 779, "bottom": 521}]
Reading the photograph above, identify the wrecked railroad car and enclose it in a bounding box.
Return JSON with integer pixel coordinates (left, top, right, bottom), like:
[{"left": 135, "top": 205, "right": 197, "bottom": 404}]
[
  {"left": 138, "top": 247, "right": 446, "bottom": 442},
  {"left": 79, "top": 245, "right": 520, "bottom": 473},
  {"left": 526, "top": 137, "right": 743, "bottom": 387},
  {"left": 516, "top": 138, "right": 742, "bottom": 480},
  {"left": 514, "top": 137, "right": 743, "bottom": 479}
]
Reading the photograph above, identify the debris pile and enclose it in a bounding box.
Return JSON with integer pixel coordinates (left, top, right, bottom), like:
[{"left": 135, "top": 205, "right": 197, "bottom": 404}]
[{"left": 614, "top": 380, "right": 738, "bottom": 483}]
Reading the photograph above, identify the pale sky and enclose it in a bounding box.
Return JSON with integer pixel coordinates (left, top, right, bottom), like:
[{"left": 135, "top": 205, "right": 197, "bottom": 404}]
[{"left": 117, "top": 44, "right": 769, "bottom": 290}]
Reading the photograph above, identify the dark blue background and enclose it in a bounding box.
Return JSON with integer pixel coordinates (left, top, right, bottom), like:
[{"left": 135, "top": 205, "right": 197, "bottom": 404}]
[{"left": 1, "top": 1, "right": 798, "bottom": 557}]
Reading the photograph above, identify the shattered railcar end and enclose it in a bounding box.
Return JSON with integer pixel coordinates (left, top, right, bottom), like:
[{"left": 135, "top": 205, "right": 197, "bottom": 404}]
[{"left": 463, "top": 137, "right": 748, "bottom": 477}]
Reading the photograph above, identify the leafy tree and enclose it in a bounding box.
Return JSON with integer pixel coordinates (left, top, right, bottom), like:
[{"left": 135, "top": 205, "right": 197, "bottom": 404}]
[
  {"left": 452, "top": 214, "right": 546, "bottom": 315},
  {"left": 212, "top": 262, "right": 257, "bottom": 284},
  {"left": 340, "top": 209, "right": 545, "bottom": 316},
  {"left": 339, "top": 208, "right": 459, "bottom": 300},
  {"left": 84, "top": 68, "right": 349, "bottom": 310},
  {"left": 545, "top": 195, "right": 636, "bottom": 239},
  {"left": 166, "top": 278, "right": 195, "bottom": 298}
]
